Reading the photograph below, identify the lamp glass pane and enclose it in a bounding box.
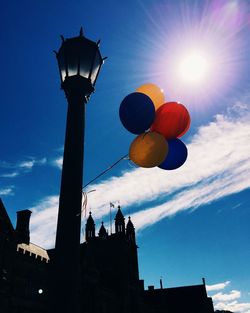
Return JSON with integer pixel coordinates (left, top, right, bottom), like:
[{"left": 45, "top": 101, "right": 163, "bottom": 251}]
[
  {"left": 65, "top": 40, "right": 80, "bottom": 77},
  {"left": 90, "top": 50, "right": 102, "bottom": 83},
  {"left": 57, "top": 48, "right": 66, "bottom": 82},
  {"left": 79, "top": 41, "right": 96, "bottom": 78}
]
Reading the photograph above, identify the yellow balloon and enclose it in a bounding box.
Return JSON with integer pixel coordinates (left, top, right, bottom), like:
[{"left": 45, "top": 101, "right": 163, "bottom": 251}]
[
  {"left": 129, "top": 132, "right": 168, "bottom": 168},
  {"left": 136, "top": 83, "right": 165, "bottom": 110}
]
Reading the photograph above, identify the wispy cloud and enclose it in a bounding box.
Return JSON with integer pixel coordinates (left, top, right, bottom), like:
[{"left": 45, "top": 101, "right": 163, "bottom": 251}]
[
  {"left": 84, "top": 101, "right": 250, "bottom": 231},
  {"left": 232, "top": 202, "right": 243, "bottom": 210},
  {"left": 0, "top": 157, "right": 47, "bottom": 198},
  {"left": 212, "top": 290, "right": 241, "bottom": 302},
  {"left": 0, "top": 172, "right": 19, "bottom": 178},
  {"left": 206, "top": 281, "right": 231, "bottom": 291},
  {"left": 19, "top": 160, "right": 36, "bottom": 169},
  {"left": 29, "top": 196, "right": 59, "bottom": 248},
  {"left": 18, "top": 157, "right": 47, "bottom": 170},
  {"left": 0, "top": 186, "right": 14, "bottom": 196},
  {"left": 213, "top": 298, "right": 250, "bottom": 313},
  {"left": 28, "top": 99, "right": 250, "bottom": 248},
  {"left": 29, "top": 194, "right": 89, "bottom": 248},
  {"left": 214, "top": 299, "right": 250, "bottom": 313},
  {"left": 38, "top": 157, "right": 47, "bottom": 165},
  {"left": 53, "top": 157, "right": 63, "bottom": 169},
  {"left": 0, "top": 157, "right": 47, "bottom": 178},
  {"left": 0, "top": 161, "right": 13, "bottom": 169},
  {"left": 208, "top": 281, "right": 250, "bottom": 313}
]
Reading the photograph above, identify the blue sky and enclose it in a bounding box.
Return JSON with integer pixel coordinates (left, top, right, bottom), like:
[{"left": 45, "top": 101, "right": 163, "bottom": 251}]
[{"left": 0, "top": 1, "right": 250, "bottom": 312}]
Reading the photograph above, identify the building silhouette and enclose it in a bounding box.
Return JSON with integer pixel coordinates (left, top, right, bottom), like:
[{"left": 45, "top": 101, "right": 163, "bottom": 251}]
[{"left": 0, "top": 199, "right": 214, "bottom": 313}]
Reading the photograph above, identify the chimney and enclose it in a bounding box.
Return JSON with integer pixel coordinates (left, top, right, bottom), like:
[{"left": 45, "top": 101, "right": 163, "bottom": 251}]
[
  {"left": 160, "top": 278, "right": 163, "bottom": 289},
  {"left": 15, "top": 210, "right": 32, "bottom": 244}
]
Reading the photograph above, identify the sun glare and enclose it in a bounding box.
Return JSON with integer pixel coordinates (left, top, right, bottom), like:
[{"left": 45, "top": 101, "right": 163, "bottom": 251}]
[
  {"left": 143, "top": 0, "right": 248, "bottom": 108},
  {"left": 178, "top": 50, "right": 210, "bottom": 85}
]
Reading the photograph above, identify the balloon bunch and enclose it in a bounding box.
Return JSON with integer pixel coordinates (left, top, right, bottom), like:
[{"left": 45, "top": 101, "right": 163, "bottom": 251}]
[{"left": 119, "top": 83, "right": 191, "bottom": 170}]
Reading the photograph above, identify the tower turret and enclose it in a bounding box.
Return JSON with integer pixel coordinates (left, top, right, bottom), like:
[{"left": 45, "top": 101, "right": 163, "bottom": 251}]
[
  {"left": 126, "top": 216, "right": 135, "bottom": 243},
  {"left": 15, "top": 210, "right": 32, "bottom": 244},
  {"left": 115, "top": 206, "right": 125, "bottom": 235},
  {"left": 98, "top": 222, "right": 107, "bottom": 239},
  {"left": 85, "top": 212, "right": 95, "bottom": 242},
  {"left": 0, "top": 199, "right": 14, "bottom": 237}
]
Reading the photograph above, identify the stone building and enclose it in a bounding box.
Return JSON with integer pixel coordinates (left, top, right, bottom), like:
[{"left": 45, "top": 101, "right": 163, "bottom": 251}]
[
  {"left": 0, "top": 199, "right": 49, "bottom": 313},
  {"left": 0, "top": 198, "right": 214, "bottom": 313}
]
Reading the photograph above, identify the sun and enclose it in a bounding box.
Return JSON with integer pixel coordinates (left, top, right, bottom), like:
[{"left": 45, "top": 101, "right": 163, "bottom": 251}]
[
  {"left": 143, "top": 0, "right": 246, "bottom": 108},
  {"left": 178, "top": 50, "right": 211, "bottom": 85}
]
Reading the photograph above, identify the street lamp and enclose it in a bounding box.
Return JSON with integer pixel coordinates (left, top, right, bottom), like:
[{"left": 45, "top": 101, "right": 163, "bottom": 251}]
[
  {"left": 50, "top": 28, "right": 105, "bottom": 313},
  {"left": 56, "top": 27, "right": 104, "bottom": 99}
]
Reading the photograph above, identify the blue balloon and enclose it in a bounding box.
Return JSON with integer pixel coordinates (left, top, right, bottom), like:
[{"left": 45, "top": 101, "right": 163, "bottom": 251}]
[
  {"left": 119, "top": 92, "right": 155, "bottom": 134},
  {"left": 159, "top": 138, "right": 188, "bottom": 170}
]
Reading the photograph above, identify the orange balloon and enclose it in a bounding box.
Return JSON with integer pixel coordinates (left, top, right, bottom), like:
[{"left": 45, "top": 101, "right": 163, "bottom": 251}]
[
  {"left": 129, "top": 132, "right": 168, "bottom": 168},
  {"left": 136, "top": 83, "right": 165, "bottom": 110}
]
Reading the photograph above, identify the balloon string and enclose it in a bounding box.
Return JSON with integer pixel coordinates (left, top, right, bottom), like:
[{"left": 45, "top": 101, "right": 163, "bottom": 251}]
[
  {"left": 83, "top": 154, "right": 128, "bottom": 189},
  {"left": 77, "top": 191, "right": 88, "bottom": 217}
]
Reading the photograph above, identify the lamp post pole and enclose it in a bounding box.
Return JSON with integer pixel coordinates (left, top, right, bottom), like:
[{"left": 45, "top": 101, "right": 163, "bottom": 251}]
[
  {"left": 50, "top": 29, "right": 104, "bottom": 313},
  {"left": 53, "top": 79, "right": 87, "bottom": 313}
]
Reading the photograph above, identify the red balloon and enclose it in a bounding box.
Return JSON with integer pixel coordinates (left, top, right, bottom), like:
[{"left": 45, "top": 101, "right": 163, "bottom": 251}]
[{"left": 151, "top": 102, "right": 190, "bottom": 140}]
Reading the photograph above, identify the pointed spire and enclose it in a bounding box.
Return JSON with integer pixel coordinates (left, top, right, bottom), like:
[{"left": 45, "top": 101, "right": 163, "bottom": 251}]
[
  {"left": 85, "top": 212, "right": 95, "bottom": 242},
  {"left": 126, "top": 216, "right": 136, "bottom": 242},
  {"left": 115, "top": 206, "right": 125, "bottom": 235},
  {"left": 126, "top": 216, "right": 134, "bottom": 228},
  {"left": 86, "top": 211, "right": 94, "bottom": 225},
  {"left": 79, "top": 27, "right": 83, "bottom": 36},
  {"left": 115, "top": 205, "right": 124, "bottom": 221},
  {"left": 98, "top": 221, "right": 107, "bottom": 239}
]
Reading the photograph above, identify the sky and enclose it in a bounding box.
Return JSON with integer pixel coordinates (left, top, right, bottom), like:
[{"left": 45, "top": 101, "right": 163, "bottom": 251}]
[{"left": 0, "top": 1, "right": 250, "bottom": 312}]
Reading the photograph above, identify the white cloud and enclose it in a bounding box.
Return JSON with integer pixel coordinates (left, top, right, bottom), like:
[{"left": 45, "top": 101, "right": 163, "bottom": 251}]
[
  {"left": 18, "top": 158, "right": 47, "bottom": 170},
  {"left": 28, "top": 100, "right": 250, "bottom": 248},
  {"left": 29, "top": 194, "right": 89, "bottom": 248},
  {"left": 37, "top": 157, "right": 47, "bottom": 165},
  {"left": 0, "top": 157, "right": 47, "bottom": 171},
  {"left": 206, "top": 281, "right": 231, "bottom": 291},
  {"left": 207, "top": 281, "right": 250, "bottom": 313},
  {"left": 0, "top": 157, "right": 47, "bottom": 179},
  {"left": 84, "top": 102, "right": 250, "bottom": 231},
  {"left": 129, "top": 160, "right": 250, "bottom": 232},
  {"left": 213, "top": 290, "right": 241, "bottom": 302},
  {"left": 0, "top": 172, "right": 19, "bottom": 178},
  {"left": 19, "top": 160, "right": 36, "bottom": 169},
  {"left": 231, "top": 202, "right": 243, "bottom": 210},
  {"left": 29, "top": 196, "right": 59, "bottom": 248},
  {"left": 215, "top": 300, "right": 250, "bottom": 313},
  {"left": 53, "top": 157, "right": 63, "bottom": 169},
  {"left": 0, "top": 187, "right": 14, "bottom": 196}
]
